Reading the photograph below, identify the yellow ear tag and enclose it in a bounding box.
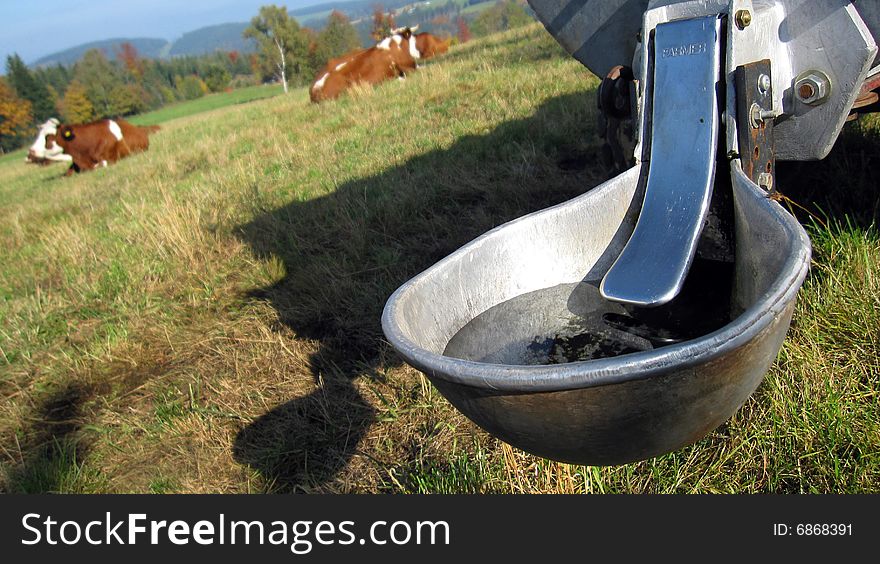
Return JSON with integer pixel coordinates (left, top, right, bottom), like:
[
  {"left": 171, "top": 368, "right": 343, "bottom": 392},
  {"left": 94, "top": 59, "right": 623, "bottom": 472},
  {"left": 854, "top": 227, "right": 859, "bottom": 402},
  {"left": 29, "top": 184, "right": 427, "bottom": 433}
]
[{"left": 63, "top": 130, "right": 72, "bottom": 138}]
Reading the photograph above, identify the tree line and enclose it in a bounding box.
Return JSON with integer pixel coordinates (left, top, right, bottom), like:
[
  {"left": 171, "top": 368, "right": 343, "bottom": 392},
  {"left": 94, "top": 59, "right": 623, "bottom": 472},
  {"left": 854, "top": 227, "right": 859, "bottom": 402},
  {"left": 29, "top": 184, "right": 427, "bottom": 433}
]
[
  {"left": 0, "top": 8, "right": 365, "bottom": 153},
  {"left": 0, "top": 47, "right": 254, "bottom": 152},
  {"left": 1, "top": 2, "right": 533, "bottom": 153}
]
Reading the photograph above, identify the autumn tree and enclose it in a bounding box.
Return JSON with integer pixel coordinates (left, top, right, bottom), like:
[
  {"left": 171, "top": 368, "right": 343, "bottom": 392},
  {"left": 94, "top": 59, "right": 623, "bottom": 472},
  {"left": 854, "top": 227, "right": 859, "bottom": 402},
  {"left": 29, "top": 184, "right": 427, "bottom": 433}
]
[
  {"left": 370, "top": 5, "right": 396, "bottom": 41},
  {"left": 5, "top": 53, "right": 55, "bottom": 123},
  {"left": 116, "top": 42, "right": 145, "bottom": 80},
  {"left": 244, "top": 5, "right": 310, "bottom": 93},
  {"left": 59, "top": 81, "right": 95, "bottom": 123},
  {"left": 0, "top": 77, "right": 33, "bottom": 152},
  {"left": 311, "top": 11, "right": 362, "bottom": 71},
  {"left": 109, "top": 83, "right": 146, "bottom": 115},
  {"left": 456, "top": 17, "right": 472, "bottom": 43}
]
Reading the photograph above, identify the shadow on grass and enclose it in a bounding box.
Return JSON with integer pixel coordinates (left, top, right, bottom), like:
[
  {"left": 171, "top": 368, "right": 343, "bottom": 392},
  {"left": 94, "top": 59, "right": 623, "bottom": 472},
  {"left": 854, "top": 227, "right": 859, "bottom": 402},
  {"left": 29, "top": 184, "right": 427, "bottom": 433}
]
[
  {"left": 231, "top": 90, "right": 880, "bottom": 492},
  {"left": 776, "top": 121, "right": 880, "bottom": 230},
  {"left": 232, "top": 90, "right": 606, "bottom": 491},
  {"left": 1, "top": 382, "right": 97, "bottom": 493}
]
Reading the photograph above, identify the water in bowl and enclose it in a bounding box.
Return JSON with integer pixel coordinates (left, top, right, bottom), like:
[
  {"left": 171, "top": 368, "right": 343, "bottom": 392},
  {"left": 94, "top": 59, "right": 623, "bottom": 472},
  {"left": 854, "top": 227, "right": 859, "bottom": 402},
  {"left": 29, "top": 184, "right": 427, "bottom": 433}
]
[{"left": 443, "top": 258, "right": 734, "bottom": 365}]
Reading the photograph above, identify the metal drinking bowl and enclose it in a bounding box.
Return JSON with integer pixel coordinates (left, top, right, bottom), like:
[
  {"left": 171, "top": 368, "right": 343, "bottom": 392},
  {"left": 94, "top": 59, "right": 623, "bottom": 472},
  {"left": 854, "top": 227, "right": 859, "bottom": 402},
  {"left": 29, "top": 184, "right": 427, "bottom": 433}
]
[{"left": 382, "top": 163, "right": 810, "bottom": 465}]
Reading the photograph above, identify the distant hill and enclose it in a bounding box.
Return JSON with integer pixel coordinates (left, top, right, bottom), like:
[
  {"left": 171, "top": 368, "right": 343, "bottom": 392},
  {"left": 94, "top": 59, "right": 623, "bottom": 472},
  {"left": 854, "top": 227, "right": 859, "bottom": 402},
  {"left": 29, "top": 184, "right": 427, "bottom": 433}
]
[
  {"left": 168, "top": 23, "right": 257, "bottom": 57},
  {"left": 28, "top": 0, "right": 501, "bottom": 67},
  {"left": 31, "top": 24, "right": 257, "bottom": 68},
  {"left": 32, "top": 38, "right": 169, "bottom": 67},
  {"left": 292, "top": 0, "right": 414, "bottom": 23}
]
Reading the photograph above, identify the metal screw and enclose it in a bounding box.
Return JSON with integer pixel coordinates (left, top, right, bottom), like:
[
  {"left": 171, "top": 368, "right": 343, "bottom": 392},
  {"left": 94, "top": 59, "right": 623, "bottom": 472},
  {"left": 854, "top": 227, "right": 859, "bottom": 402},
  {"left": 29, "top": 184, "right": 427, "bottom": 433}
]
[
  {"left": 749, "top": 103, "right": 778, "bottom": 128},
  {"left": 794, "top": 71, "right": 831, "bottom": 105},
  {"left": 757, "top": 73, "right": 771, "bottom": 95},
  {"left": 735, "top": 9, "right": 752, "bottom": 30},
  {"left": 757, "top": 172, "right": 773, "bottom": 191}
]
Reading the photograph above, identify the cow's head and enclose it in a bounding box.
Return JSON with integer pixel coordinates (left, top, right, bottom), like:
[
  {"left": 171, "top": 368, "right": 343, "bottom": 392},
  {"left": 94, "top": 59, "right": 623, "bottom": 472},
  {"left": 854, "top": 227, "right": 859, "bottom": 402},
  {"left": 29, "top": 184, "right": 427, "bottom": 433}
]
[
  {"left": 390, "top": 25, "right": 418, "bottom": 38},
  {"left": 51, "top": 125, "right": 76, "bottom": 148},
  {"left": 387, "top": 26, "right": 422, "bottom": 60},
  {"left": 26, "top": 118, "right": 72, "bottom": 164}
]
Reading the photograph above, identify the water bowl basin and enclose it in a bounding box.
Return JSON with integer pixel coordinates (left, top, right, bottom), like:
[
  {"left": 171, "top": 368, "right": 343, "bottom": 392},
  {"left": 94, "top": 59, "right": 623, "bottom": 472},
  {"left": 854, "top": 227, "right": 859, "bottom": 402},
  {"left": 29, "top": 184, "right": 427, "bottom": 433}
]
[{"left": 382, "top": 163, "right": 810, "bottom": 465}]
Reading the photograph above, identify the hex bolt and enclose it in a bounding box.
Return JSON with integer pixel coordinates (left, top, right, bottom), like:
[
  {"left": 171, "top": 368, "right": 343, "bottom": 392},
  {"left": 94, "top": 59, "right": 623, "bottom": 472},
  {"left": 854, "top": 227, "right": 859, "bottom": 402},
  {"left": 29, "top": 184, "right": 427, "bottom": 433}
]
[
  {"left": 798, "top": 82, "right": 815, "bottom": 99},
  {"left": 757, "top": 172, "right": 773, "bottom": 191},
  {"left": 735, "top": 9, "right": 752, "bottom": 30},
  {"left": 757, "top": 73, "right": 771, "bottom": 95},
  {"left": 794, "top": 71, "right": 831, "bottom": 105}
]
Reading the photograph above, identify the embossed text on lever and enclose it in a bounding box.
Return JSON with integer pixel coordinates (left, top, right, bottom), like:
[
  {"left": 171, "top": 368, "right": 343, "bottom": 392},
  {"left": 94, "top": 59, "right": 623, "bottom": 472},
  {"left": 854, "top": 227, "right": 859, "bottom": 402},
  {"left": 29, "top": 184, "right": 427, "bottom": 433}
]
[{"left": 600, "top": 16, "right": 721, "bottom": 306}]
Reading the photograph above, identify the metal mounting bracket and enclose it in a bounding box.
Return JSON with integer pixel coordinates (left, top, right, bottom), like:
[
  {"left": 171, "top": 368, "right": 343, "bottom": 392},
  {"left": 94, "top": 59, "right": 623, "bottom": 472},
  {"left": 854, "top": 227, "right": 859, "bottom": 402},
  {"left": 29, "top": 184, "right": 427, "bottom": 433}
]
[{"left": 734, "top": 59, "right": 775, "bottom": 191}]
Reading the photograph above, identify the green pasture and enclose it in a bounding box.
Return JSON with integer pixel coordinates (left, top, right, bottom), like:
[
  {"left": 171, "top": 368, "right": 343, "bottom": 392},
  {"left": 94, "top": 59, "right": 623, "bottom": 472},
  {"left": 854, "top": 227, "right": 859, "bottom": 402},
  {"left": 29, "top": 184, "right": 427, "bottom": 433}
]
[{"left": 0, "top": 25, "right": 877, "bottom": 493}]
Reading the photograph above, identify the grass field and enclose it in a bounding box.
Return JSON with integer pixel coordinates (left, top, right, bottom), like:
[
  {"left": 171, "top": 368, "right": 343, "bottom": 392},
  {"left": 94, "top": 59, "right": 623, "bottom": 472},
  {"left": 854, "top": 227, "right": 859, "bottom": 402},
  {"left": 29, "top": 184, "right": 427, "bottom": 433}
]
[
  {"left": 0, "top": 24, "right": 878, "bottom": 493},
  {"left": 128, "top": 84, "right": 283, "bottom": 126}
]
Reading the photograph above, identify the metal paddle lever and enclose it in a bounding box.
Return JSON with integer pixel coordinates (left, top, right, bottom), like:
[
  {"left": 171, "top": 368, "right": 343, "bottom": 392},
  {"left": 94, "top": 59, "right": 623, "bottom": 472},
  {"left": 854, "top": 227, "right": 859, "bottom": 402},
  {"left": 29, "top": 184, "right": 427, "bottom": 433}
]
[{"left": 600, "top": 16, "right": 722, "bottom": 306}]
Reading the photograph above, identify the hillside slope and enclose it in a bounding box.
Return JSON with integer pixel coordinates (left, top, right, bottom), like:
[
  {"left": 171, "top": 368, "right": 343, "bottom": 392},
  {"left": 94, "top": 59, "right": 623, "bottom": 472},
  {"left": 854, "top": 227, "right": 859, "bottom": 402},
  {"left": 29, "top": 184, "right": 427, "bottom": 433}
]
[
  {"left": 31, "top": 23, "right": 257, "bottom": 67},
  {"left": 168, "top": 23, "right": 257, "bottom": 57},
  {"left": 1, "top": 24, "right": 878, "bottom": 494},
  {"left": 32, "top": 37, "right": 169, "bottom": 67},
  {"left": 29, "top": 0, "right": 504, "bottom": 66}
]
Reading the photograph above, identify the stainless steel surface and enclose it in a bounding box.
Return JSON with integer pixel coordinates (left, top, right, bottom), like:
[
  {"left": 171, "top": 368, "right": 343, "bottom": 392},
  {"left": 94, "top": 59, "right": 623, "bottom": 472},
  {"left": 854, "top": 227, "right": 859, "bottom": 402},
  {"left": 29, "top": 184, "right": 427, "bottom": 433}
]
[
  {"left": 632, "top": 1, "right": 728, "bottom": 165},
  {"left": 720, "top": 0, "right": 878, "bottom": 160},
  {"left": 601, "top": 16, "right": 721, "bottom": 306},
  {"left": 747, "top": 1, "right": 875, "bottom": 160},
  {"left": 526, "top": 0, "right": 650, "bottom": 78},
  {"left": 382, "top": 162, "right": 810, "bottom": 464},
  {"left": 529, "top": 0, "right": 880, "bottom": 161},
  {"left": 377, "top": 0, "right": 854, "bottom": 465}
]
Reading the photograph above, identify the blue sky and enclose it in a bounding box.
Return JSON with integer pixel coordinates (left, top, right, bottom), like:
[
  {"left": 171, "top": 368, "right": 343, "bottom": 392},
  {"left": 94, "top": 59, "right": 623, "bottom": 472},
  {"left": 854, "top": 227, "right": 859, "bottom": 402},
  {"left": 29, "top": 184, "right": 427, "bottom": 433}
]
[{"left": 0, "top": 0, "right": 324, "bottom": 65}]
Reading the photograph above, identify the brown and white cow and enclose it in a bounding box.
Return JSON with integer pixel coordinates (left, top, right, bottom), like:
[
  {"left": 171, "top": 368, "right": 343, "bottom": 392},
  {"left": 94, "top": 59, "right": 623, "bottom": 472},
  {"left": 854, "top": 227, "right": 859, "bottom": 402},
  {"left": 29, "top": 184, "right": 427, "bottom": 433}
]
[
  {"left": 316, "top": 48, "right": 368, "bottom": 77},
  {"left": 25, "top": 118, "right": 73, "bottom": 165},
  {"left": 310, "top": 27, "right": 425, "bottom": 103},
  {"left": 414, "top": 32, "right": 451, "bottom": 59},
  {"left": 46, "top": 118, "right": 160, "bottom": 175}
]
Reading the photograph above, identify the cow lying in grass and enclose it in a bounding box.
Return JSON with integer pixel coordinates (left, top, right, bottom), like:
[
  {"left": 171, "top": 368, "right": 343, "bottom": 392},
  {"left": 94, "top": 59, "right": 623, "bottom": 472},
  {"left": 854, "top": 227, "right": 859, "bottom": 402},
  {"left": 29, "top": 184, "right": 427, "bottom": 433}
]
[
  {"left": 414, "top": 31, "right": 451, "bottom": 58},
  {"left": 309, "top": 27, "right": 450, "bottom": 103},
  {"left": 25, "top": 118, "right": 73, "bottom": 166},
  {"left": 44, "top": 118, "right": 160, "bottom": 175}
]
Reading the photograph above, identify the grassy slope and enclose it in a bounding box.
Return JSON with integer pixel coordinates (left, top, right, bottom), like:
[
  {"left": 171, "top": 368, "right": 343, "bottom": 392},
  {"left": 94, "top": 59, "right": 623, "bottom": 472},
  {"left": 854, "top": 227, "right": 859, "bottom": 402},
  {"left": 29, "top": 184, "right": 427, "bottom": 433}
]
[
  {"left": 0, "top": 25, "right": 877, "bottom": 493},
  {"left": 128, "top": 84, "right": 283, "bottom": 126}
]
